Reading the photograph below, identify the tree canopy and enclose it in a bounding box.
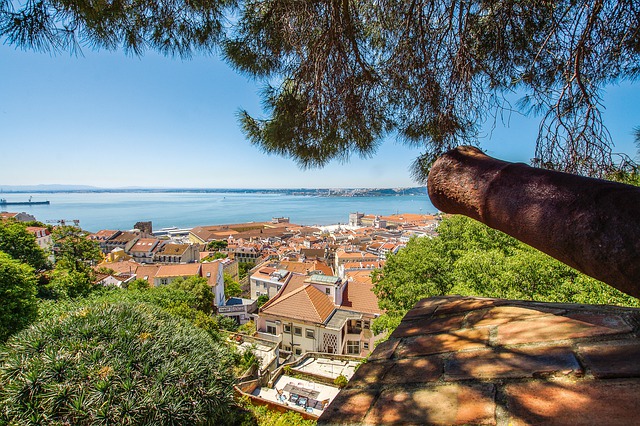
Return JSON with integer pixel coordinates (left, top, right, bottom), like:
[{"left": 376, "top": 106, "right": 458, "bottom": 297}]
[
  {"left": 0, "top": 251, "right": 38, "bottom": 342},
  {"left": 0, "top": 220, "right": 49, "bottom": 270},
  {"left": 372, "top": 215, "right": 640, "bottom": 332},
  {"left": 2, "top": 1, "right": 639, "bottom": 179}
]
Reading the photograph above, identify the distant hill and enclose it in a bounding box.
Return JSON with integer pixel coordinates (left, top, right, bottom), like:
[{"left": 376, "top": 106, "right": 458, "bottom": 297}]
[
  {"left": 0, "top": 184, "right": 101, "bottom": 192},
  {"left": 0, "top": 185, "right": 427, "bottom": 196}
]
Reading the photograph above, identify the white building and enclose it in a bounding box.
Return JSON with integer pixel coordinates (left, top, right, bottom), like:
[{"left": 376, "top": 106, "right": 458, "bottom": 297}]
[
  {"left": 256, "top": 274, "right": 384, "bottom": 358},
  {"left": 250, "top": 266, "right": 292, "bottom": 299}
]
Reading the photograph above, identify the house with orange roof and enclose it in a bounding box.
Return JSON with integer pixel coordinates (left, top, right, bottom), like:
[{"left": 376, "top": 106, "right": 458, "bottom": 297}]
[
  {"left": 153, "top": 243, "right": 199, "bottom": 264},
  {"left": 128, "top": 238, "right": 163, "bottom": 264},
  {"left": 0, "top": 211, "right": 37, "bottom": 222},
  {"left": 97, "top": 259, "right": 141, "bottom": 276},
  {"left": 95, "top": 272, "right": 136, "bottom": 288},
  {"left": 339, "top": 260, "right": 385, "bottom": 279},
  {"left": 200, "top": 260, "right": 226, "bottom": 308},
  {"left": 226, "top": 244, "right": 263, "bottom": 264},
  {"left": 334, "top": 248, "right": 380, "bottom": 273},
  {"left": 256, "top": 274, "right": 384, "bottom": 358},
  {"left": 135, "top": 264, "right": 161, "bottom": 282},
  {"left": 103, "top": 231, "right": 139, "bottom": 254},
  {"left": 89, "top": 230, "right": 122, "bottom": 253},
  {"left": 153, "top": 263, "right": 202, "bottom": 286},
  {"left": 250, "top": 266, "right": 292, "bottom": 299},
  {"left": 189, "top": 226, "right": 238, "bottom": 244},
  {"left": 26, "top": 226, "right": 52, "bottom": 252}
]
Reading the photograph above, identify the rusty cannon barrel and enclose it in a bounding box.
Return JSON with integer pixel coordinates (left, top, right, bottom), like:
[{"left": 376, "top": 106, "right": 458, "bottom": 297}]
[{"left": 427, "top": 146, "right": 640, "bottom": 299}]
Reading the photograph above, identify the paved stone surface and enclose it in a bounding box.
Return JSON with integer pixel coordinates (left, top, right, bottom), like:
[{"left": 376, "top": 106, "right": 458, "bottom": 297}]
[
  {"left": 318, "top": 296, "right": 640, "bottom": 425},
  {"left": 392, "top": 314, "right": 465, "bottom": 338},
  {"left": 346, "top": 360, "right": 393, "bottom": 386},
  {"left": 580, "top": 341, "right": 640, "bottom": 378},
  {"left": 464, "top": 306, "right": 564, "bottom": 327},
  {"left": 504, "top": 379, "right": 640, "bottom": 426},
  {"left": 496, "top": 313, "right": 631, "bottom": 345},
  {"left": 445, "top": 346, "right": 582, "bottom": 380},
  {"left": 320, "top": 388, "right": 378, "bottom": 425},
  {"left": 396, "top": 327, "right": 490, "bottom": 357},
  {"left": 367, "top": 338, "right": 399, "bottom": 361},
  {"left": 365, "top": 383, "right": 496, "bottom": 425},
  {"left": 382, "top": 356, "right": 443, "bottom": 384}
]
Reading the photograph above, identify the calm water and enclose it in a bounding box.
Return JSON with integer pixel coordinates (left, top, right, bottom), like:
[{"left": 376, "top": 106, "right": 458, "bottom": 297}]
[{"left": 2, "top": 192, "right": 437, "bottom": 232}]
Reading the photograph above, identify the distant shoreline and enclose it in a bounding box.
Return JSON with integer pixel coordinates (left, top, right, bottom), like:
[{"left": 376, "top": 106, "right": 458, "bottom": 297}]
[{"left": 0, "top": 187, "right": 427, "bottom": 197}]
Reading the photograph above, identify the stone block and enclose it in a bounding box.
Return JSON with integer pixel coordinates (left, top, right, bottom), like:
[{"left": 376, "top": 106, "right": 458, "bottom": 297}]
[
  {"left": 496, "top": 313, "right": 631, "bottom": 345},
  {"left": 365, "top": 383, "right": 496, "bottom": 425},
  {"left": 397, "top": 328, "right": 490, "bottom": 357},
  {"left": 504, "top": 379, "right": 640, "bottom": 426},
  {"left": 445, "top": 346, "right": 581, "bottom": 380},
  {"left": 580, "top": 341, "right": 640, "bottom": 378}
]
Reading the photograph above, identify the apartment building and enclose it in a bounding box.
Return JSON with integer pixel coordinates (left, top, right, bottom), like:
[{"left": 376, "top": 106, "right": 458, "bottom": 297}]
[{"left": 256, "top": 274, "right": 383, "bottom": 358}]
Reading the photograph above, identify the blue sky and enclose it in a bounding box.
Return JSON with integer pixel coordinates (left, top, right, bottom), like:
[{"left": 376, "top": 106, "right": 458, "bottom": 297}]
[{"left": 1, "top": 44, "right": 639, "bottom": 189}]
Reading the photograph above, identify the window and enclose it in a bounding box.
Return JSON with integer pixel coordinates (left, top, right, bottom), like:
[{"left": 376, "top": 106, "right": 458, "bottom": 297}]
[
  {"left": 364, "top": 320, "right": 370, "bottom": 329},
  {"left": 306, "top": 329, "right": 315, "bottom": 339},
  {"left": 363, "top": 342, "right": 369, "bottom": 350},
  {"left": 284, "top": 324, "right": 291, "bottom": 334},
  {"left": 283, "top": 345, "right": 291, "bottom": 352},
  {"left": 295, "top": 348, "right": 302, "bottom": 355},
  {"left": 347, "top": 340, "right": 360, "bottom": 354},
  {"left": 294, "top": 326, "right": 302, "bottom": 336},
  {"left": 325, "top": 287, "right": 331, "bottom": 294},
  {"left": 266, "top": 322, "right": 277, "bottom": 335}
]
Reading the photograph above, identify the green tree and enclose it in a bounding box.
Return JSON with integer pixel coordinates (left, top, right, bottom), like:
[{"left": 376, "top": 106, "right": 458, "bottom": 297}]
[
  {"left": 0, "top": 220, "right": 48, "bottom": 270},
  {"left": 0, "top": 303, "right": 236, "bottom": 424},
  {"left": 44, "top": 226, "right": 103, "bottom": 299},
  {"left": 127, "top": 278, "right": 150, "bottom": 290},
  {"left": 51, "top": 226, "right": 102, "bottom": 271},
  {"left": 373, "top": 215, "right": 640, "bottom": 333},
  {"left": 207, "top": 240, "right": 228, "bottom": 251},
  {"left": 168, "top": 276, "right": 215, "bottom": 314},
  {"left": 4, "top": 2, "right": 637, "bottom": 179},
  {"left": 256, "top": 294, "right": 269, "bottom": 309},
  {"left": 238, "top": 262, "right": 255, "bottom": 280},
  {"left": 225, "top": 1, "right": 640, "bottom": 179},
  {"left": 46, "top": 267, "right": 96, "bottom": 299},
  {"left": 0, "top": 251, "right": 38, "bottom": 341},
  {"left": 224, "top": 273, "right": 242, "bottom": 298}
]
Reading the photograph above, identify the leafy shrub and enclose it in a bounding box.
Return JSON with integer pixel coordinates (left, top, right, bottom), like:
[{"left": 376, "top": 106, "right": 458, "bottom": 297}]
[
  {"left": 0, "top": 251, "right": 38, "bottom": 341},
  {"left": 0, "top": 302, "right": 236, "bottom": 425},
  {"left": 334, "top": 374, "right": 348, "bottom": 388}
]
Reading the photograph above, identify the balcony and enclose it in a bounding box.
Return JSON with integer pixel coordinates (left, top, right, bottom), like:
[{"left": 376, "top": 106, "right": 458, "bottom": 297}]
[
  {"left": 346, "top": 326, "right": 362, "bottom": 335},
  {"left": 256, "top": 331, "right": 283, "bottom": 344}
]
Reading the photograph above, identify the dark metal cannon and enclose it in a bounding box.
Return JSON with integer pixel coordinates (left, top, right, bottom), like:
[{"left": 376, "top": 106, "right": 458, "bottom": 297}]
[{"left": 427, "top": 146, "right": 640, "bottom": 299}]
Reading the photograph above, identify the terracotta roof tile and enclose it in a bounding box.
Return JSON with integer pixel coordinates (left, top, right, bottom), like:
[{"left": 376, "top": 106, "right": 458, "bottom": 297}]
[
  {"left": 340, "top": 281, "right": 381, "bottom": 315},
  {"left": 201, "top": 261, "right": 221, "bottom": 287},
  {"left": 136, "top": 265, "right": 160, "bottom": 281},
  {"left": 97, "top": 260, "right": 141, "bottom": 275},
  {"left": 261, "top": 283, "right": 335, "bottom": 323},
  {"left": 155, "top": 263, "right": 201, "bottom": 278}
]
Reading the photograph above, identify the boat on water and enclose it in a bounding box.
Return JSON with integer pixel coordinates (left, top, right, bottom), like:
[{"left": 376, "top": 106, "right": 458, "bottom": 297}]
[{"left": 0, "top": 196, "right": 50, "bottom": 206}]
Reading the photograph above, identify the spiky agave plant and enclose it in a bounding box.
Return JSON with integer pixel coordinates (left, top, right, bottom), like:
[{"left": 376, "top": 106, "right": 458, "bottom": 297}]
[{"left": 0, "top": 302, "right": 236, "bottom": 425}]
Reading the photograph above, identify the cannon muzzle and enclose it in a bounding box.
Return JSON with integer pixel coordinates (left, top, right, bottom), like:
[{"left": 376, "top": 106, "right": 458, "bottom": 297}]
[{"left": 427, "top": 146, "right": 640, "bottom": 299}]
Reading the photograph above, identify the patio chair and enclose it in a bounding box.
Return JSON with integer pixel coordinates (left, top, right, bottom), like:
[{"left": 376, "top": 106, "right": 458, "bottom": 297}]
[
  {"left": 298, "top": 397, "right": 308, "bottom": 407},
  {"left": 290, "top": 393, "right": 299, "bottom": 403}
]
